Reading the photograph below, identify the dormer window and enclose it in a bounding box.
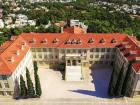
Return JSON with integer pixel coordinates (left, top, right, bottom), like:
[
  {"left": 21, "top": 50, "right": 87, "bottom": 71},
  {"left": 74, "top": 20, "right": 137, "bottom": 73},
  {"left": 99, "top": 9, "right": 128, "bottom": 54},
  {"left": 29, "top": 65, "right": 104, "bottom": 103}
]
[
  {"left": 29, "top": 38, "right": 36, "bottom": 43},
  {"left": 10, "top": 37, "right": 16, "bottom": 41},
  {"left": 52, "top": 38, "right": 59, "bottom": 44},
  {"left": 76, "top": 39, "right": 82, "bottom": 44},
  {"left": 111, "top": 39, "right": 117, "bottom": 43},
  {"left": 99, "top": 38, "right": 105, "bottom": 43},
  {"left": 16, "top": 50, "right": 20, "bottom": 55},
  {"left": 41, "top": 38, "right": 47, "bottom": 44},
  {"left": 9, "top": 56, "right": 14, "bottom": 62},
  {"left": 22, "top": 41, "right": 27, "bottom": 46},
  {"left": 88, "top": 38, "right": 94, "bottom": 43},
  {"left": 20, "top": 45, "right": 24, "bottom": 50},
  {"left": 65, "top": 40, "right": 71, "bottom": 44},
  {"left": 71, "top": 39, "right": 76, "bottom": 44}
]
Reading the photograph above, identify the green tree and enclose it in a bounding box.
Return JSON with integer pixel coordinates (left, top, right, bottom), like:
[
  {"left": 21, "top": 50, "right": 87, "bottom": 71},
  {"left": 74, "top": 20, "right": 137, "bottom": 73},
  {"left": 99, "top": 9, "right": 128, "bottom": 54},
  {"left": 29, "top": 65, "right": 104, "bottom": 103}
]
[
  {"left": 19, "top": 75, "right": 27, "bottom": 97},
  {"left": 122, "top": 62, "right": 133, "bottom": 96},
  {"left": 114, "top": 63, "right": 125, "bottom": 96},
  {"left": 11, "top": 28, "right": 23, "bottom": 35},
  {"left": 33, "top": 62, "right": 42, "bottom": 97},
  {"left": 26, "top": 68, "right": 35, "bottom": 97},
  {"left": 35, "top": 74, "right": 42, "bottom": 97},
  {"left": 46, "top": 25, "right": 60, "bottom": 33},
  {"left": 33, "top": 61, "right": 38, "bottom": 73}
]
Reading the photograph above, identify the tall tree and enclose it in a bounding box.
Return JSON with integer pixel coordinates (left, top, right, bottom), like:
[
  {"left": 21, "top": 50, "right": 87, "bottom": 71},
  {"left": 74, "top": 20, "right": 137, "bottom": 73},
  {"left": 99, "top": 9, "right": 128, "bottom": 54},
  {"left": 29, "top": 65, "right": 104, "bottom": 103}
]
[
  {"left": 33, "top": 61, "right": 38, "bottom": 73},
  {"left": 34, "top": 61, "right": 42, "bottom": 97},
  {"left": 19, "top": 75, "right": 27, "bottom": 97},
  {"left": 35, "top": 74, "right": 42, "bottom": 97},
  {"left": 26, "top": 68, "right": 35, "bottom": 97}
]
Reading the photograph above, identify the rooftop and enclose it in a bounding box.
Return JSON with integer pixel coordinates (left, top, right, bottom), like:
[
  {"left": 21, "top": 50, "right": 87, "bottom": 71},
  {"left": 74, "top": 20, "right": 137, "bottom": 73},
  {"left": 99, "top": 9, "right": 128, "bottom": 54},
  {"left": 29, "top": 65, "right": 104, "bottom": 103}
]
[{"left": 0, "top": 27, "right": 140, "bottom": 75}]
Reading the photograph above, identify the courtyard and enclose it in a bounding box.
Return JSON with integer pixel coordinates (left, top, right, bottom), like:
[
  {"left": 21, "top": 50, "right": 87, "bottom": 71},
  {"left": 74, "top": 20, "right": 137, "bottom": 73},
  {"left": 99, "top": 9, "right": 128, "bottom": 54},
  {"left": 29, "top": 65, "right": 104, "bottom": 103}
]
[
  {"left": 0, "top": 66, "right": 140, "bottom": 105},
  {"left": 39, "top": 66, "right": 112, "bottom": 99}
]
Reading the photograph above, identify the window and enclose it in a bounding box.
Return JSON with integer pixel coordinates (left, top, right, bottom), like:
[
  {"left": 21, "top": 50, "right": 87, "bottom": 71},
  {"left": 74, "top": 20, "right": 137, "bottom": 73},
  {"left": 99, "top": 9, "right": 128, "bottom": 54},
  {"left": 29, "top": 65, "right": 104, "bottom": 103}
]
[
  {"left": 61, "top": 49, "right": 65, "bottom": 53},
  {"left": 101, "top": 55, "right": 104, "bottom": 58},
  {"left": 95, "top": 55, "right": 99, "bottom": 58},
  {"left": 95, "top": 48, "right": 99, "bottom": 52},
  {"left": 90, "top": 61, "right": 93, "bottom": 64},
  {"left": 54, "top": 49, "right": 57, "bottom": 52},
  {"left": 43, "top": 48, "right": 47, "bottom": 52},
  {"left": 67, "top": 60, "right": 70, "bottom": 63},
  {"left": 113, "top": 48, "right": 116, "bottom": 52},
  {"left": 106, "top": 55, "right": 110, "bottom": 59},
  {"left": 73, "top": 49, "right": 76, "bottom": 53},
  {"left": 72, "top": 60, "right": 76, "bottom": 66},
  {"left": 49, "top": 48, "right": 52, "bottom": 52},
  {"left": 55, "top": 55, "right": 58, "bottom": 59},
  {"left": 78, "top": 60, "right": 81, "bottom": 63},
  {"left": 44, "top": 55, "right": 47, "bottom": 59},
  {"left": 62, "top": 56, "right": 65, "bottom": 60},
  {"left": 67, "top": 49, "right": 70, "bottom": 53},
  {"left": 6, "top": 91, "right": 12, "bottom": 95},
  {"left": 50, "top": 55, "right": 53, "bottom": 59},
  {"left": 4, "top": 83, "right": 9, "bottom": 88},
  {"left": 94, "top": 61, "right": 98, "bottom": 64},
  {"left": 38, "top": 54, "right": 42, "bottom": 59},
  {"left": 2, "top": 75, "right": 7, "bottom": 80},
  {"left": 37, "top": 48, "right": 42, "bottom": 52},
  {"left": 83, "top": 63, "right": 86, "bottom": 66},
  {"left": 101, "top": 48, "right": 105, "bottom": 52},
  {"left": 39, "top": 61, "right": 43, "bottom": 65},
  {"left": 0, "top": 91, "right": 4, "bottom": 95},
  {"left": 33, "top": 54, "right": 36, "bottom": 59},
  {"left": 90, "top": 49, "right": 94, "bottom": 52},
  {"left": 100, "top": 61, "right": 103, "bottom": 64},
  {"left": 78, "top": 49, "right": 81, "bottom": 53},
  {"left": 90, "top": 55, "right": 93, "bottom": 58},
  {"left": 0, "top": 83, "right": 2, "bottom": 88},
  {"left": 83, "top": 49, "right": 86, "bottom": 53},
  {"left": 112, "top": 55, "right": 115, "bottom": 59},
  {"left": 31, "top": 48, "right": 35, "bottom": 52},
  {"left": 107, "top": 48, "right": 111, "bottom": 52}
]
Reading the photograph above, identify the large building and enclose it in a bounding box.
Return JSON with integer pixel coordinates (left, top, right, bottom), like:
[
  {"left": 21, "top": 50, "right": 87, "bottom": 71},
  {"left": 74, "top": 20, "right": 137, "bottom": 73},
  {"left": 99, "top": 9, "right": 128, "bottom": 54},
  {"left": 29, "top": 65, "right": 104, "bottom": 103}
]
[{"left": 0, "top": 26, "right": 140, "bottom": 97}]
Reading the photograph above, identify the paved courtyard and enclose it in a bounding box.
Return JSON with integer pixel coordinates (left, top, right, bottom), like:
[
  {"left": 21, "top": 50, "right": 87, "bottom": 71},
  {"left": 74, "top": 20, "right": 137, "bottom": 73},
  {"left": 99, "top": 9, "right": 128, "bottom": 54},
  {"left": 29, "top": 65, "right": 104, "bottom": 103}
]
[{"left": 0, "top": 66, "right": 140, "bottom": 105}]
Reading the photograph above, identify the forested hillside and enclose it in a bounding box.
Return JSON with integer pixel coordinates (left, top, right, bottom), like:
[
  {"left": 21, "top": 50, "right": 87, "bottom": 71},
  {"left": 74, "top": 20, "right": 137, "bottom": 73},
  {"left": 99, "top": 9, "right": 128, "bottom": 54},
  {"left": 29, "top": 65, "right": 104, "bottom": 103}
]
[{"left": 1, "top": 0, "right": 140, "bottom": 44}]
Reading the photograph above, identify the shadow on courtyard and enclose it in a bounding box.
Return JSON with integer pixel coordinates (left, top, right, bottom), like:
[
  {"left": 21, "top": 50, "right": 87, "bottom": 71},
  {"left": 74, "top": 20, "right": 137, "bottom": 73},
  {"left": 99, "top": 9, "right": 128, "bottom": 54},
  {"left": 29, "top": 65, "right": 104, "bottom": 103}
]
[{"left": 70, "top": 67, "right": 113, "bottom": 98}]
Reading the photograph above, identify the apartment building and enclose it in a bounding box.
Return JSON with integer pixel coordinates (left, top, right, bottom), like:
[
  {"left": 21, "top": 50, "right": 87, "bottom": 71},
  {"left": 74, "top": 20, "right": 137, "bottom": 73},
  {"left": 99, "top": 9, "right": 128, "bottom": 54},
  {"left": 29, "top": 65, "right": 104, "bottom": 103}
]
[{"left": 0, "top": 26, "right": 139, "bottom": 97}]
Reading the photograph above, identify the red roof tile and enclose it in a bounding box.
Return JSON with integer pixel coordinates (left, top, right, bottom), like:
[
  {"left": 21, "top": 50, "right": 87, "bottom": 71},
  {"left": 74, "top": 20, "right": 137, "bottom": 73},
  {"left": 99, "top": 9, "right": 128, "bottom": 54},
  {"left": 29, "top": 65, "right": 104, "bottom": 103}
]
[{"left": 1, "top": 27, "right": 140, "bottom": 74}]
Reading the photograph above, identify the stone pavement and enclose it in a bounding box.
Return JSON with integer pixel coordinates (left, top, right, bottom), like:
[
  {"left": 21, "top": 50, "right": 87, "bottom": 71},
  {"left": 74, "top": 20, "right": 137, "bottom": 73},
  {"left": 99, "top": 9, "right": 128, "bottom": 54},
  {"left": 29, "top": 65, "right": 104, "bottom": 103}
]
[
  {"left": 0, "top": 67, "right": 140, "bottom": 105},
  {"left": 0, "top": 97, "right": 140, "bottom": 105}
]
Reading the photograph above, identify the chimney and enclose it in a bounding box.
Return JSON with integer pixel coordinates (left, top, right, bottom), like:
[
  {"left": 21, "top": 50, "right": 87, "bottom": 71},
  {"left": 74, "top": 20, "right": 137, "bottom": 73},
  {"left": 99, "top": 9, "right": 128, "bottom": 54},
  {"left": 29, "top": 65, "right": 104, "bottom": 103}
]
[
  {"left": 32, "top": 38, "right": 36, "bottom": 43},
  {"left": 24, "top": 42, "right": 27, "bottom": 46},
  {"left": 21, "top": 45, "right": 24, "bottom": 50},
  {"left": 10, "top": 36, "right": 16, "bottom": 41},
  {"left": 61, "top": 27, "right": 64, "bottom": 33},
  {"left": 10, "top": 56, "right": 15, "bottom": 62},
  {"left": 136, "top": 57, "right": 140, "bottom": 61},
  {"left": 16, "top": 50, "right": 20, "bottom": 55}
]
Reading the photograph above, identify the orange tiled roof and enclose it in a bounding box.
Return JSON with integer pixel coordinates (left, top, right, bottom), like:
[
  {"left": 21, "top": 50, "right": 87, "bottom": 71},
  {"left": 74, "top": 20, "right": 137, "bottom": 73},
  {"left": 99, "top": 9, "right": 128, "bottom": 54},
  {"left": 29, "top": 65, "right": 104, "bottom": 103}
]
[
  {"left": 0, "top": 27, "right": 140, "bottom": 74},
  {"left": 64, "top": 26, "right": 86, "bottom": 34},
  {"left": 0, "top": 36, "right": 30, "bottom": 75}
]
